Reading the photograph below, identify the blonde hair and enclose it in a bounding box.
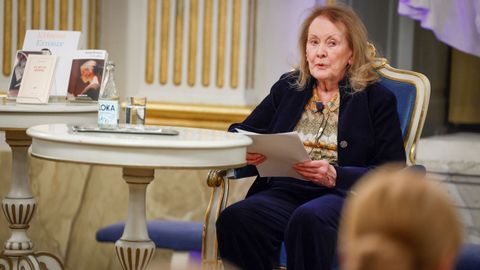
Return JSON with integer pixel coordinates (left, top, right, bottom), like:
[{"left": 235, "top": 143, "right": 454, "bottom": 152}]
[
  {"left": 297, "top": 5, "right": 378, "bottom": 91},
  {"left": 339, "top": 167, "right": 462, "bottom": 270}
]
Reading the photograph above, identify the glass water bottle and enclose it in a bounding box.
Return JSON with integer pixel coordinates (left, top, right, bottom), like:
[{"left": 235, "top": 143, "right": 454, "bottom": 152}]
[{"left": 97, "top": 61, "right": 119, "bottom": 129}]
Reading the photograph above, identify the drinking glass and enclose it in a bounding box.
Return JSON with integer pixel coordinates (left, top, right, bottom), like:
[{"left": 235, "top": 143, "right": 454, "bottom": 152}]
[{"left": 125, "top": 97, "right": 146, "bottom": 128}]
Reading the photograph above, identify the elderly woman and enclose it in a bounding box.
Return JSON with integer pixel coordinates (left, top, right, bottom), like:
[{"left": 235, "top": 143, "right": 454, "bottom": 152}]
[{"left": 216, "top": 5, "right": 405, "bottom": 270}]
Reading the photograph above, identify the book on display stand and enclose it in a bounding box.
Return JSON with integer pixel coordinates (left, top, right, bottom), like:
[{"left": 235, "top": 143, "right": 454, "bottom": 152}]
[
  {"left": 16, "top": 54, "right": 58, "bottom": 104},
  {"left": 66, "top": 50, "right": 108, "bottom": 101},
  {"left": 7, "top": 50, "right": 46, "bottom": 99}
]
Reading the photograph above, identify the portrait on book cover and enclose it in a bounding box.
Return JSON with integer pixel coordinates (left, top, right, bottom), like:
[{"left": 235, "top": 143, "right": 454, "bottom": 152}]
[
  {"left": 67, "top": 59, "right": 105, "bottom": 101},
  {"left": 8, "top": 51, "right": 43, "bottom": 98}
]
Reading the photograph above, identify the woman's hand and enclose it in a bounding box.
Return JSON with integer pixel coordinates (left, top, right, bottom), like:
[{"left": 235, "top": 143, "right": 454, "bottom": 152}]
[
  {"left": 293, "top": 160, "right": 337, "bottom": 187},
  {"left": 246, "top": 152, "right": 266, "bottom": 166}
]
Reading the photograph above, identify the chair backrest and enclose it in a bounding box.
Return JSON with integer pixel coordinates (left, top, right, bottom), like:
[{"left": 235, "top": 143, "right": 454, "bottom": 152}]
[{"left": 374, "top": 58, "right": 431, "bottom": 165}]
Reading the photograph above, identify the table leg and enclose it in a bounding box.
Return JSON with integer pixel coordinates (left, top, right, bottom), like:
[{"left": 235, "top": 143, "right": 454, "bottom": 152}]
[
  {"left": 0, "top": 130, "right": 63, "bottom": 270},
  {"left": 115, "top": 167, "right": 155, "bottom": 270}
]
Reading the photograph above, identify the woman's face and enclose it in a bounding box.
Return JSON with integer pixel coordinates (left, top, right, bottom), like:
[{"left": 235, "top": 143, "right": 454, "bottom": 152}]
[
  {"left": 305, "top": 16, "right": 353, "bottom": 84},
  {"left": 81, "top": 67, "right": 93, "bottom": 78}
]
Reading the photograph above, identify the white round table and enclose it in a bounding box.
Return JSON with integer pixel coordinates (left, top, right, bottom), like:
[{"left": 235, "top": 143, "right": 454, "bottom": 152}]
[
  {"left": 26, "top": 123, "right": 251, "bottom": 270},
  {"left": 0, "top": 102, "right": 97, "bottom": 270}
]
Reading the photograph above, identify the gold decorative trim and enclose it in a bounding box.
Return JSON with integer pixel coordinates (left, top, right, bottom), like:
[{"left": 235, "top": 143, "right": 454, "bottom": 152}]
[
  {"left": 17, "top": 0, "right": 26, "bottom": 50},
  {"left": 32, "top": 0, "right": 41, "bottom": 29},
  {"left": 202, "top": 170, "right": 228, "bottom": 262},
  {"left": 147, "top": 102, "right": 252, "bottom": 130},
  {"left": 375, "top": 58, "right": 430, "bottom": 165},
  {"left": 123, "top": 167, "right": 155, "bottom": 178},
  {"left": 4, "top": 130, "right": 30, "bottom": 142},
  {"left": 60, "top": 0, "right": 68, "bottom": 30},
  {"left": 145, "top": 0, "right": 156, "bottom": 84},
  {"left": 245, "top": 0, "right": 256, "bottom": 89},
  {"left": 115, "top": 245, "right": 155, "bottom": 270},
  {"left": 327, "top": 0, "right": 336, "bottom": 5},
  {"left": 202, "top": 0, "right": 213, "bottom": 86},
  {"left": 206, "top": 169, "right": 226, "bottom": 188},
  {"left": 372, "top": 57, "right": 388, "bottom": 68},
  {"left": 230, "top": 0, "right": 241, "bottom": 89},
  {"left": 3, "top": 0, "right": 12, "bottom": 76},
  {"left": 202, "top": 187, "right": 216, "bottom": 260},
  {"left": 159, "top": 0, "right": 170, "bottom": 85},
  {"left": 1, "top": 200, "right": 36, "bottom": 226},
  {"left": 173, "top": 0, "right": 184, "bottom": 85},
  {"left": 95, "top": 0, "right": 101, "bottom": 48},
  {"left": 187, "top": 0, "right": 199, "bottom": 87},
  {"left": 74, "top": 0, "right": 82, "bottom": 31},
  {"left": 88, "top": 0, "right": 95, "bottom": 48},
  {"left": 116, "top": 246, "right": 127, "bottom": 270},
  {"left": 214, "top": 173, "right": 230, "bottom": 260},
  {"left": 216, "top": 0, "right": 227, "bottom": 88},
  {"left": 46, "top": 0, "right": 54, "bottom": 30}
]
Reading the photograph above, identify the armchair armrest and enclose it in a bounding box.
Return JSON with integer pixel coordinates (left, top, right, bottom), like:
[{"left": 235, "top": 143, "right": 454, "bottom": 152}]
[
  {"left": 233, "top": 165, "right": 259, "bottom": 179},
  {"left": 202, "top": 168, "right": 255, "bottom": 267},
  {"left": 202, "top": 169, "right": 229, "bottom": 266}
]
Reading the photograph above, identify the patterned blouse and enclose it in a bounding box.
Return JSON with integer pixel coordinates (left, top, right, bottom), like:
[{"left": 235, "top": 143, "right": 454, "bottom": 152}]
[{"left": 294, "top": 88, "right": 340, "bottom": 165}]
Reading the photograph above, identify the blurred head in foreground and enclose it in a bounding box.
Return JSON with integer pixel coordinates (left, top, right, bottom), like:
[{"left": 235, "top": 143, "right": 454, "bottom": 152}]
[{"left": 339, "top": 166, "right": 462, "bottom": 270}]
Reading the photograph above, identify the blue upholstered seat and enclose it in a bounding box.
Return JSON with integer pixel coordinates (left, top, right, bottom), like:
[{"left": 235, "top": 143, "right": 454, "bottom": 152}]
[
  {"left": 455, "top": 244, "right": 480, "bottom": 270},
  {"left": 96, "top": 220, "right": 203, "bottom": 252}
]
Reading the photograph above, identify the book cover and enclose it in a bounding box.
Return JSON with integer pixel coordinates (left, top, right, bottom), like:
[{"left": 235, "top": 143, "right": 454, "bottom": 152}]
[
  {"left": 8, "top": 50, "right": 45, "bottom": 99},
  {"left": 16, "top": 55, "right": 58, "bottom": 104},
  {"left": 22, "top": 30, "right": 81, "bottom": 96},
  {"left": 67, "top": 50, "right": 108, "bottom": 101}
]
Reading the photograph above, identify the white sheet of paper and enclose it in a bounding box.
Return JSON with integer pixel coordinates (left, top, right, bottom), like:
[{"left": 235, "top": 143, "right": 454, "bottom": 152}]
[{"left": 237, "top": 129, "right": 311, "bottom": 180}]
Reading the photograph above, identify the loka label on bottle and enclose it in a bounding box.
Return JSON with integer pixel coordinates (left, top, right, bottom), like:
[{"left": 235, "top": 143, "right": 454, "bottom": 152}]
[{"left": 98, "top": 99, "right": 119, "bottom": 128}]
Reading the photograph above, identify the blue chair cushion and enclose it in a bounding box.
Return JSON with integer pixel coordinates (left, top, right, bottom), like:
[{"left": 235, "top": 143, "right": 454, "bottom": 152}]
[
  {"left": 379, "top": 77, "right": 416, "bottom": 140},
  {"left": 455, "top": 244, "right": 480, "bottom": 270},
  {"left": 96, "top": 220, "right": 203, "bottom": 252}
]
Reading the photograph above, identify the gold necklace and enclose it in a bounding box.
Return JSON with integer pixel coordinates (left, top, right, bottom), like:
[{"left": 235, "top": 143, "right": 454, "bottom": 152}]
[
  {"left": 306, "top": 87, "right": 340, "bottom": 113},
  {"left": 306, "top": 88, "right": 322, "bottom": 112}
]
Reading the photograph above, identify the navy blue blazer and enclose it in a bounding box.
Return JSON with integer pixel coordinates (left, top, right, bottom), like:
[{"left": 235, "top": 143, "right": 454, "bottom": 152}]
[{"left": 230, "top": 72, "right": 406, "bottom": 194}]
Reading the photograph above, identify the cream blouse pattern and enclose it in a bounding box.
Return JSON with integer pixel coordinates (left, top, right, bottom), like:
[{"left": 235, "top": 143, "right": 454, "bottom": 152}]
[{"left": 294, "top": 90, "right": 340, "bottom": 164}]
